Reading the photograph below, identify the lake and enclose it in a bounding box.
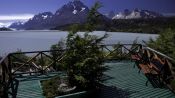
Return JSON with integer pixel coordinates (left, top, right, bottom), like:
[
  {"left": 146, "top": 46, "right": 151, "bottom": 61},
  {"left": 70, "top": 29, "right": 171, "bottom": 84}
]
[{"left": 0, "top": 30, "right": 158, "bottom": 56}]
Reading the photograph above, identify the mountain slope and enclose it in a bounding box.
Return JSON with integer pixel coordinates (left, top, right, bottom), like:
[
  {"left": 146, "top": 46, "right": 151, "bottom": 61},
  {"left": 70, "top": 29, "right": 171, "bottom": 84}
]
[
  {"left": 51, "top": 0, "right": 89, "bottom": 27},
  {"left": 10, "top": 1, "right": 89, "bottom": 30},
  {"left": 112, "top": 9, "right": 163, "bottom": 19}
]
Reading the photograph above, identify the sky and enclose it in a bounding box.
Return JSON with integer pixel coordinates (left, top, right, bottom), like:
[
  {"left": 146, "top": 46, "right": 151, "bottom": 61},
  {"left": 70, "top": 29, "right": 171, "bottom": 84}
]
[{"left": 0, "top": 0, "right": 175, "bottom": 26}]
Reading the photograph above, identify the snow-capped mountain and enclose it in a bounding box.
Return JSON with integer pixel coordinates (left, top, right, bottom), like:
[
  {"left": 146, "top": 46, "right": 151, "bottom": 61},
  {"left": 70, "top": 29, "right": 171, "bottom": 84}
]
[
  {"left": 52, "top": 0, "right": 89, "bottom": 27},
  {"left": 10, "top": 0, "right": 90, "bottom": 30},
  {"left": 0, "top": 23, "right": 4, "bottom": 28},
  {"left": 9, "top": 21, "right": 26, "bottom": 29},
  {"left": 112, "top": 9, "right": 163, "bottom": 20}
]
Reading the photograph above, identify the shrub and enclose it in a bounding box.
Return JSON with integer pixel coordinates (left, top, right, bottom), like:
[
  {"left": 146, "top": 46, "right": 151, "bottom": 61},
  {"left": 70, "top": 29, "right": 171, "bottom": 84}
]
[
  {"left": 171, "top": 80, "right": 175, "bottom": 90},
  {"left": 65, "top": 31, "right": 108, "bottom": 90},
  {"left": 148, "top": 28, "right": 175, "bottom": 59},
  {"left": 50, "top": 39, "right": 66, "bottom": 70},
  {"left": 41, "top": 76, "right": 62, "bottom": 98}
]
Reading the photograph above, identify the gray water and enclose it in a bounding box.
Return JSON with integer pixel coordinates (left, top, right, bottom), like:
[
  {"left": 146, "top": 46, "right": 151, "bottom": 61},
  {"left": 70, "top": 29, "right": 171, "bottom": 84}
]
[{"left": 0, "top": 30, "right": 158, "bottom": 56}]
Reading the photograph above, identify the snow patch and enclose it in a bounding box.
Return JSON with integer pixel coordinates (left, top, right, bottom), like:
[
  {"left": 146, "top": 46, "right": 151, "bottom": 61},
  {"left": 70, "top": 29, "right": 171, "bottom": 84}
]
[
  {"left": 80, "top": 7, "right": 85, "bottom": 12},
  {"left": 72, "top": 10, "right": 77, "bottom": 14},
  {"left": 42, "top": 15, "right": 48, "bottom": 19},
  {"left": 145, "top": 12, "right": 150, "bottom": 15},
  {"left": 0, "top": 23, "right": 4, "bottom": 27}
]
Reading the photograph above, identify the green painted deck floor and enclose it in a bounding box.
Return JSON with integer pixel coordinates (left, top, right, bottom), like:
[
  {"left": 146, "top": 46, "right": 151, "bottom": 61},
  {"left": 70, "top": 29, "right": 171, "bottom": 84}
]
[
  {"left": 99, "top": 61, "right": 175, "bottom": 98},
  {"left": 16, "top": 61, "right": 175, "bottom": 98},
  {"left": 16, "top": 73, "right": 61, "bottom": 98},
  {"left": 17, "top": 79, "right": 44, "bottom": 98}
]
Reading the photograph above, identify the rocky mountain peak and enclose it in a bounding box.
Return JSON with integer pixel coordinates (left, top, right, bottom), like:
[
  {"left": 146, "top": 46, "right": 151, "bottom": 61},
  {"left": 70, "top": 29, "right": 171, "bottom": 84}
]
[
  {"left": 55, "top": 0, "right": 88, "bottom": 16},
  {"left": 9, "top": 0, "right": 90, "bottom": 30},
  {"left": 31, "top": 12, "right": 53, "bottom": 21},
  {"left": 112, "top": 9, "right": 163, "bottom": 19}
]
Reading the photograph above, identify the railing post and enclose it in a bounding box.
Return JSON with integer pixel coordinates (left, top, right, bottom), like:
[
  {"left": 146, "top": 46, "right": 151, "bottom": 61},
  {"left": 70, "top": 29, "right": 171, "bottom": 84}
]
[
  {"left": 8, "top": 54, "right": 17, "bottom": 98},
  {"left": 1, "top": 59, "right": 8, "bottom": 98},
  {"left": 40, "top": 52, "right": 44, "bottom": 74},
  {"left": 53, "top": 54, "right": 57, "bottom": 71}
]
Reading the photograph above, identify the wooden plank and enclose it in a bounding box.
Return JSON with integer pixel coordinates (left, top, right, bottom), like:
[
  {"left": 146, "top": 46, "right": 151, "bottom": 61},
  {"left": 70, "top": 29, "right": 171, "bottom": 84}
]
[
  {"left": 139, "top": 64, "right": 158, "bottom": 75},
  {"left": 139, "top": 64, "right": 150, "bottom": 74},
  {"left": 131, "top": 54, "right": 141, "bottom": 61}
]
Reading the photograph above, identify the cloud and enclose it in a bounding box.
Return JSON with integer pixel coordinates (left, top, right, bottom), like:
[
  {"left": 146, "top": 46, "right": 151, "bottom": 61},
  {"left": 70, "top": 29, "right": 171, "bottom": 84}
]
[
  {"left": 0, "top": 14, "right": 34, "bottom": 20},
  {"left": 0, "top": 14, "right": 34, "bottom": 27},
  {"left": 0, "top": 22, "right": 13, "bottom": 27},
  {"left": 0, "top": 22, "right": 3, "bottom": 25}
]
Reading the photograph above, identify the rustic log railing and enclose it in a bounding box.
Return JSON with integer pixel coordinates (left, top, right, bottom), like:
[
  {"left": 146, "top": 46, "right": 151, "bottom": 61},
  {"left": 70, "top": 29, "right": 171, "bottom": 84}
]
[
  {"left": 10, "top": 50, "right": 66, "bottom": 76},
  {"left": 143, "top": 47, "right": 175, "bottom": 88},
  {"left": 0, "top": 44, "right": 175, "bottom": 97},
  {"left": 100, "top": 44, "right": 142, "bottom": 60},
  {"left": 0, "top": 49, "right": 66, "bottom": 98},
  {"left": 131, "top": 46, "right": 175, "bottom": 89}
]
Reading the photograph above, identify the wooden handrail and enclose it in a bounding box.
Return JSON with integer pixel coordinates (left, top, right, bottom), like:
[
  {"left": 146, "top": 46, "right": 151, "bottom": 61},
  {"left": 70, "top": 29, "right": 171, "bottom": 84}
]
[{"left": 145, "top": 47, "right": 175, "bottom": 62}]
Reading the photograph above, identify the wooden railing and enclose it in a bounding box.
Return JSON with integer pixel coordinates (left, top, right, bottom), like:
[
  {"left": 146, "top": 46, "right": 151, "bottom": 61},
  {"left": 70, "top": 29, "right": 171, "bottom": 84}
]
[
  {"left": 0, "top": 54, "right": 19, "bottom": 98},
  {"left": 0, "top": 49, "right": 66, "bottom": 98},
  {"left": 10, "top": 49, "right": 66, "bottom": 76},
  {"left": 100, "top": 44, "right": 142, "bottom": 60},
  {"left": 131, "top": 46, "right": 175, "bottom": 89}
]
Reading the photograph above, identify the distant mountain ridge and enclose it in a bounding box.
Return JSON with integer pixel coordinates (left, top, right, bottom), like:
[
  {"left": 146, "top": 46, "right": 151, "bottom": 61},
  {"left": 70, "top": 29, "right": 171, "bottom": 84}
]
[
  {"left": 112, "top": 9, "right": 163, "bottom": 19},
  {"left": 9, "top": 1, "right": 164, "bottom": 30},
  {"left": 10, "top": 0, "right": 89, "bottom": 30}
]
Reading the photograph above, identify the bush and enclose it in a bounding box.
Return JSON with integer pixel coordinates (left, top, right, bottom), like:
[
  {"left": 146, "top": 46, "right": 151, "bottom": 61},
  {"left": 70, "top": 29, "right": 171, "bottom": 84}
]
[
  {"left": 50, "top": 39, "right": 66, "bottom": 70},
  {"left": 41, "top": 76, "right": 62, "bottom": 98},
  {"left": 171, "top": 80, "right": 175, "bottom": 90},
  {"left": 65, "top": 31, "right": 108, "bottom": 90},
  {"left": 148, "top": 28, "right": 175, "bottom": 59}
]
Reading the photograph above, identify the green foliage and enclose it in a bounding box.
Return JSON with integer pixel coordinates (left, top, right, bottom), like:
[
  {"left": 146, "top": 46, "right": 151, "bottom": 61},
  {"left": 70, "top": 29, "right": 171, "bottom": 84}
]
[
  {"left": 109, "top": 17, "right": 175, "bottom": 33},
  {"left": 0, "top": 27, "right": 12, "bottom": 31},
  {"left": 50, "top": 39, "right": 65, "bottom": 58},
  {"left": 12, "top": 50, "right": 29, "bottom": 62},
  {"left": 41, "top": 76, "right": 69, "bottom": 98},
  {"left": 106, "top": 38, "right": 140, "bottom": 60},
  {"left": 148, "top": 28, "right": 175, "bottom": 59},
  {"left": 50, "top": 40, "right": 66, "bottom": 70},
  {"left": 65, "top": 31, "right": 108, "bottom": 89},
  {"left": 105, "top": 42, "right": 123, "bottom": 60},
  {"left": 34, "top": 55, "right": 52, "bottom": 68},
  {"left": 86, "top": 1, "right": 103, "bottom": 31},
  {"left": 53, "top": 16, "right": 175, "bottom": 34},
  {"left": 171, "top": 79, "right": 175, "bottom": 90}
]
